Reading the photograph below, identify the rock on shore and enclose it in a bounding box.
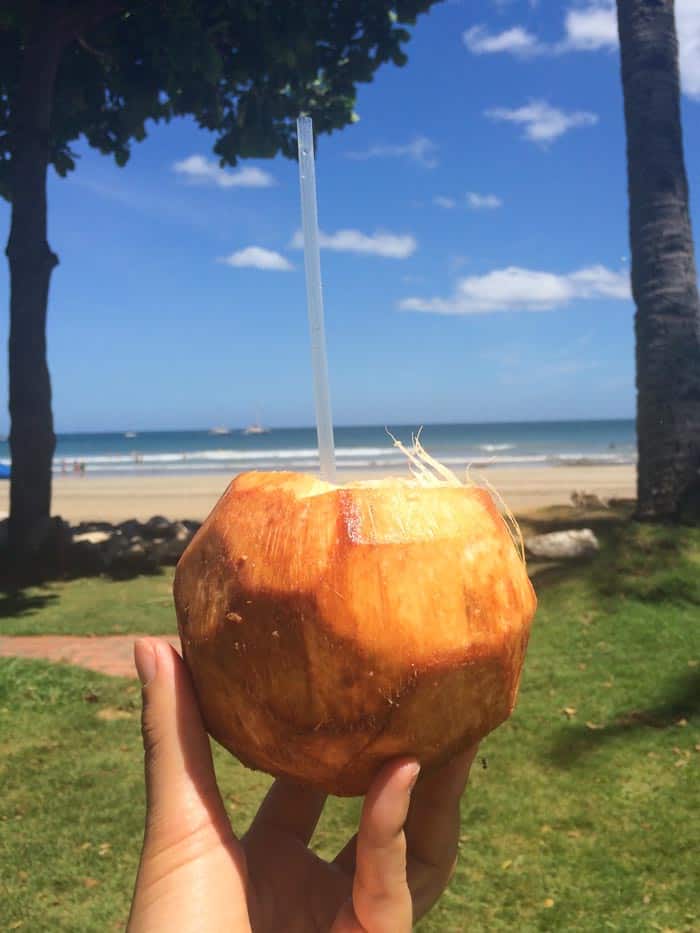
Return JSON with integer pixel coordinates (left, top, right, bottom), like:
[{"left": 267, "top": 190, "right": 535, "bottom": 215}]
[
  {"left": 70, "top": 517, "right": 200, "bottom": 573},
  {"left": 525, "top": 528, "right": 600, "bottom": 561}
]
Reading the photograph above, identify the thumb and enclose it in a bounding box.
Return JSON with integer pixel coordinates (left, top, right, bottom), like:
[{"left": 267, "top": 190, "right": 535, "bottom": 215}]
[
  {"left": 129, "top": 639, "right": 249, "bottom": 933},
  {"left": 135, "top": 637, "right": 230, "bottom": 841}
]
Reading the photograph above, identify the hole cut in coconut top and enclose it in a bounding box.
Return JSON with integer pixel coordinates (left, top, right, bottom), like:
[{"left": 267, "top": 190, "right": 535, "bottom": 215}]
[{"left": 296, "top": 434, "right": 526, "bottom": 566}]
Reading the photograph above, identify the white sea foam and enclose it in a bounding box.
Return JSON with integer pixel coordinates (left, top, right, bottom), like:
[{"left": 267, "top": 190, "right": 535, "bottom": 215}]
[
  {"left": 28, "top": 430, "right": 639, "bottom": 475},
  {"left": 53, "top": 446, "right": 391, "bottom": 467},
  {"left": 47, "top": 450, "right": 636, "bottom": 475},
  {"left": 552, "top": 452, "right": 635, "bottom": 465}
]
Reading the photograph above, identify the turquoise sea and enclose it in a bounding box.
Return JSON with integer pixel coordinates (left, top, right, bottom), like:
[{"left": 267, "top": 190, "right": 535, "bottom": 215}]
[{"left": 0, "top": 420, "right": 636, "bottom": 477}]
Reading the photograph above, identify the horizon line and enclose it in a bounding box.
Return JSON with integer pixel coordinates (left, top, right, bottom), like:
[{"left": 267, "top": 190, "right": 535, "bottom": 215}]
[{"left": 0, "top": 415, "right": 638, "bottom": 439}]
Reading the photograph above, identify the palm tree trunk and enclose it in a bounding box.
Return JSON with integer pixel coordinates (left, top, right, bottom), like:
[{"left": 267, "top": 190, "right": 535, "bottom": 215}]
[
  {"left": 616, "top": 0, "right": 700, "bottom": 522},
  {"left": 6, "top": 26, "right": 64, "bottom": 561}
]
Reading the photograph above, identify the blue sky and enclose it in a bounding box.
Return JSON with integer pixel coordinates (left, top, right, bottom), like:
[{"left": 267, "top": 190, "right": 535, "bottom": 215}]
[{"left": 1, "top": 0, "right": 699, "bottom": 434}]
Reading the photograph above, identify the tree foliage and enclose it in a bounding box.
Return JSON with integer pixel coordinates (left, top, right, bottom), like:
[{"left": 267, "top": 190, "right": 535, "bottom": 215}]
[
  {"left": 0, "top": 0, "right": 437, "bottom": 199},
  {"left": 2, "top": 0, "right": 438, "bottom": 567}
]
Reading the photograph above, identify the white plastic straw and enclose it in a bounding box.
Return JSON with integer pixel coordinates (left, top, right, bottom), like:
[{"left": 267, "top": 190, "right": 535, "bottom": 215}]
[{"left": 296, "top": 115, "right": 336, "bottom": 483}]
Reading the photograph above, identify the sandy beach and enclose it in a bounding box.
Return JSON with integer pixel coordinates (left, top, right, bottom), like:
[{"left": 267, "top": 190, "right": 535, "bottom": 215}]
[{"left": 0, "top": 465, "right": 636, "bottom": 524}]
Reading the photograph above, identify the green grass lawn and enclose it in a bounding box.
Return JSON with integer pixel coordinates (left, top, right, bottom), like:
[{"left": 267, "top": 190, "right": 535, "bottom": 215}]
[
  {"left": 0, "top": 571, "right": 177, "bottom": 636},
  {"left": 1, "top": 512, "right": 699, "bottom": 931}
]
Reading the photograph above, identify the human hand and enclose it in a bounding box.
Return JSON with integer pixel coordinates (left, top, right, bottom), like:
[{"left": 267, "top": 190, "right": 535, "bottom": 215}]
[{"left": 127, "top": 638, "right": 478, "bottom": 932}]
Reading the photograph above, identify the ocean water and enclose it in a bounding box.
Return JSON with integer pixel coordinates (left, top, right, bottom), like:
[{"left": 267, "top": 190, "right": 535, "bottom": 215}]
[{"left": 0, "top": 420, "right": 636, "bottom": 477}]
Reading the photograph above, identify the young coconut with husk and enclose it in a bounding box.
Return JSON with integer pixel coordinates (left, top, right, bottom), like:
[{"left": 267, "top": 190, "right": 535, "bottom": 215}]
[
  {"left": 173, "top": 438, "right": 536, "bottom": 796},
  {"left": 174, "top": 121, "right": 535, "bottom": 796}
]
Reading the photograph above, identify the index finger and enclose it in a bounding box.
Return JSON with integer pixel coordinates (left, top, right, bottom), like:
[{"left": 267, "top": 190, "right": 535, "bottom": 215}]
[{"left": 245, "top": 778, "right": 327, "bottom": 847}]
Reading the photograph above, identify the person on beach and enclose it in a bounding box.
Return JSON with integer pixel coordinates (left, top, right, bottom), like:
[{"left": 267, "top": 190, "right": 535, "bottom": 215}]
[{"left": 127, "top": 637, "right": 477, "bottom": 933}]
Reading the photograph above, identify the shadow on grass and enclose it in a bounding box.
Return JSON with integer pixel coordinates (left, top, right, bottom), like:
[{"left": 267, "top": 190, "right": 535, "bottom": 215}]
[
  {"left": 519, "top": 502, "right": 635, "bottom": 593},
  {"left": 588, "top": 521, "right": 700, "bottom": 605},
  {"left": 0, "top": 587, "right": 59, "bottom": 620},
  {"left": 0, "top": 564, "right": 166, "bottom": 624},
  {"left": 546, "top": 670, "right": 700, "bottom": 769},
  {"left": 0, "top": 548, "right": 167, "bottom": 592},
  {"left": 523, "top": 504, "right": 700, "bottom": 606},
  {"left": 102, "top": 565, "right": 166, "bottom": 583},
  {"left": 518, "top": 499, "right": 635, "bottom": 539},
  {"left": 528, "top": 558, "right": 594, "bottom": 590}
]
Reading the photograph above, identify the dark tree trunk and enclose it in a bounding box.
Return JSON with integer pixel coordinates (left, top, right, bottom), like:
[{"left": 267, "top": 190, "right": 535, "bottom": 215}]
[
  {"left": 6, "top": 26, "right": 65, "bottom": 561},
  {"left": 617, "top": 0, "right": 700, "bottom": 522}
]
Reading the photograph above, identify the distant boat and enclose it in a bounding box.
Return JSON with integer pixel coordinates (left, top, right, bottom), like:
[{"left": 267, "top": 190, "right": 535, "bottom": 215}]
[
  {"left": 124, "top": 431, "right": 138, "bottom": 438},
  {"left": 242, "top": 407, "right": 270, "bottom": 435},
  {"left": 242, "top": 422, "right": 270, "bottom": 436},
  {"left": 209, "top": 426, "right": 231, "bottom": 436}
]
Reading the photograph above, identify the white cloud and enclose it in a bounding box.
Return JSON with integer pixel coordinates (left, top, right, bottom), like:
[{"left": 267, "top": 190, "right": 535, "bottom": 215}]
[
  {"left": 678, "top": 1, "right": 700, "bottom": 99},
  {"left": 486, "top": 100, "right": 598, "bottom": 143},
  {"left": 569, "top": 1, "right": 700, "bottom": 97},
  {"left": 467, "top": 192, "right": 503, "bottom": 209},
  {"left": 433, "top": 195, "right": 457, "bottom": 209},
  {"left": 433, "top": 193, "right": 502, "bottom": 209},
  {"left": 463, "top": 3, "right": 617, "bottom": 58},
  {"left": 219, "top": 247, "right": 292, "bottom": 271},
  {"left": 346, "top": 137, "right": 438, "bottom": 168},
  {"left": 568, "top": 264, "right": 631, "bottom": 299},
  {"left": 464, "top": 24, "right": 544, "bottom": 57},
  {"left": 576, "top": 0, "right": 700, "bottom": 100},
  {"left": 173, "top": 155, "right": 275, "bottom": 188},
  {"left": 399, "top": 264, "right": 630, "bottom": 314},
  {"left": 464, "top": 1, "right": 700, "bottom": 101},
  {"left": 564, "top": 2, "right": 617, "bottom": 51},
  {"left": 291, "top": 228, "right": 416, "bottom": 259}
]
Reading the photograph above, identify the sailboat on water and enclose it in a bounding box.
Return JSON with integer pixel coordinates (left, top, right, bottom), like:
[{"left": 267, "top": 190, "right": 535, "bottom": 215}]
[{"left": 242, "top": 407, "right": 270, "bottom": 435}]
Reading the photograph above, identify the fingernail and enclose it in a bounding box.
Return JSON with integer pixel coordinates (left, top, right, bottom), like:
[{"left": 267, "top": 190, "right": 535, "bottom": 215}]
[
  {"left": 134, "top": 639, "right": 157, "bottom": 687},
  {"left": 407, "top": 762, "right": 421, "bottom": 792}
]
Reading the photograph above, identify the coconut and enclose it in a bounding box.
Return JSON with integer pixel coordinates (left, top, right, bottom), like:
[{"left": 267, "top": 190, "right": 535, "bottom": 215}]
[{"left": 173, "top": 447, "right": 536, "bottom": 796}]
